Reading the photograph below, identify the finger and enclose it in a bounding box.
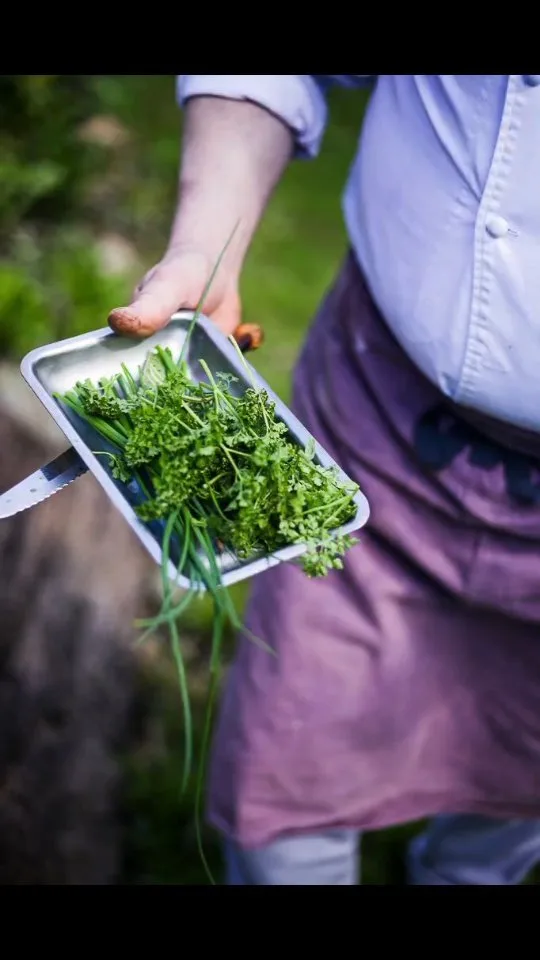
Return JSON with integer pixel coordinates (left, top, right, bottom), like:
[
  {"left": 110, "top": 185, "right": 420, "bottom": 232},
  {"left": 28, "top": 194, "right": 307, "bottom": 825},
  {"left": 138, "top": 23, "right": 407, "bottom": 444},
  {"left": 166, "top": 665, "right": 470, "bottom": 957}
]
[
  {"left": 108, "top": 268, "right": 195, "bottom": 337},
  {"left": 132, "top": 264, "right": 159, "bottom": 300},
  {"left": 209, "top": 291, "right": 243, "bottom": 337}
]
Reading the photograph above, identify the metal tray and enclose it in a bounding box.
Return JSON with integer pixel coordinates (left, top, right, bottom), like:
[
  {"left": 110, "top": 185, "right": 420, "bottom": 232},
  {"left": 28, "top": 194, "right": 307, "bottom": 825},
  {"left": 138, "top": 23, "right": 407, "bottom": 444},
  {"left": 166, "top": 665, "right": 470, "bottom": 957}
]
[{"left": 20, "top": 311, "right": 370, "bottom": 589}]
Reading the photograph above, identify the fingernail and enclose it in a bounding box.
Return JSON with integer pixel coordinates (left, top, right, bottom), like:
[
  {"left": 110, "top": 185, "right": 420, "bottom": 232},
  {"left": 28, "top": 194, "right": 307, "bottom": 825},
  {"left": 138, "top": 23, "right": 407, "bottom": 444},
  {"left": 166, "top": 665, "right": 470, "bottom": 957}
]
[{"left": 108, "top": 307, "right": 142, "bottom": 333}]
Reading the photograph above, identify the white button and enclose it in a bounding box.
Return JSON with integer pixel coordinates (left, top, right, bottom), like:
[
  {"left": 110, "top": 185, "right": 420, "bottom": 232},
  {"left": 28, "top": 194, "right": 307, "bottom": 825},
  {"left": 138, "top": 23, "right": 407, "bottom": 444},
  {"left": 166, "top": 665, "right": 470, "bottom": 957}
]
[
  {"left": 485, "top": 214, "right": 509, "bottom": 239},
  {"left": 524, "top": 75, "right": 540, "bottom": 86}
]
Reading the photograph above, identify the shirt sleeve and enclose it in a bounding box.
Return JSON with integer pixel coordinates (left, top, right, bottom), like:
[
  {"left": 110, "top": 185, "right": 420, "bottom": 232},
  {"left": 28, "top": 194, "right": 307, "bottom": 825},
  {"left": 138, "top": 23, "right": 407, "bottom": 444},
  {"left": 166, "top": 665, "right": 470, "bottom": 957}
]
[{"left": 176, "top": 75, "right": 375, "bottom": 159}]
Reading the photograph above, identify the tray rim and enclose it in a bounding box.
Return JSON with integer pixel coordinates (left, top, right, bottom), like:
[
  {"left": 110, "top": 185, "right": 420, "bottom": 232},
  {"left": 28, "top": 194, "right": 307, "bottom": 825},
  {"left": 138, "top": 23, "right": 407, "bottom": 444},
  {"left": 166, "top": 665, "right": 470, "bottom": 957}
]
[{"left": 20, "top": 311, "right": 370, "bottom": 589}]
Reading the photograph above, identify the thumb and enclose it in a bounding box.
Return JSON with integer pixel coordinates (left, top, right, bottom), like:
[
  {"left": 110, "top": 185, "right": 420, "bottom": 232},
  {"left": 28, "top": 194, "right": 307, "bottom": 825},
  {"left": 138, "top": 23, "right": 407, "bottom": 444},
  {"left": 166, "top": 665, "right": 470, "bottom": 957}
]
[{"left": 108, "top": 261, "right": 199, "bottom": 337}]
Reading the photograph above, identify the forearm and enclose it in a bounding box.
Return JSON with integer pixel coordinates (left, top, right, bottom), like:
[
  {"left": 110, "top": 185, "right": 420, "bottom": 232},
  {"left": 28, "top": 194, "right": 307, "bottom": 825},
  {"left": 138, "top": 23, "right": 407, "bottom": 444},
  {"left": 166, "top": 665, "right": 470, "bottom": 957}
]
[
  {"left": 168, "top": 96, "right": 294, "bottom": 277},
  {"left": 109, "top": 76, "right": 366, "bottom": 336}
]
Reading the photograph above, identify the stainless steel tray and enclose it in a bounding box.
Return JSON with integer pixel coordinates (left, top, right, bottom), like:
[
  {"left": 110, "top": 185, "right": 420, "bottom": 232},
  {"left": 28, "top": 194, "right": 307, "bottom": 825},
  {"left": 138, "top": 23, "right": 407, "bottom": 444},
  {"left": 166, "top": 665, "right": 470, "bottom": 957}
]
[{"left": 20, "top": 311, "right": 370, "bottom": 589}]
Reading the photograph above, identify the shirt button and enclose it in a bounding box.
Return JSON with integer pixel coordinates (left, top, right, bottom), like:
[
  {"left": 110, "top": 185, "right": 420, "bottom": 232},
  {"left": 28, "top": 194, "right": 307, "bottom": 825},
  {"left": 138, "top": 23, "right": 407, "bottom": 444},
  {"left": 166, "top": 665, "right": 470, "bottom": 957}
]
[
  {"left": 485, "top": 214, "right": 509, "bottom": 238},
  {"left": 524, "top": 75, "right": 540, "bottom": 86}
]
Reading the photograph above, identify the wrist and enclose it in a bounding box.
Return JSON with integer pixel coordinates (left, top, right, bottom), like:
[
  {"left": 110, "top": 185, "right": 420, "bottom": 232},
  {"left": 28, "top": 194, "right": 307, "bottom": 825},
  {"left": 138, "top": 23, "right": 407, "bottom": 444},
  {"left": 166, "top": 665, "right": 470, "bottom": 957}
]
[
  {"left": 167, "top": 180, "right": 258, "bottom": 281},
  {"left": 165, "top": 96, "right": 293, "bottom": 278}
]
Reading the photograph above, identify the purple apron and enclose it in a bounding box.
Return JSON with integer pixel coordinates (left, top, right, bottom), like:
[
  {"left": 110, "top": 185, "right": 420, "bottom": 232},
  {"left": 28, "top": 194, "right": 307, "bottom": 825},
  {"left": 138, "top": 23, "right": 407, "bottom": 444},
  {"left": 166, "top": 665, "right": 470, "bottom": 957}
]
[{"left": 206, "top": 252, "right": 540, "bottom": 848}]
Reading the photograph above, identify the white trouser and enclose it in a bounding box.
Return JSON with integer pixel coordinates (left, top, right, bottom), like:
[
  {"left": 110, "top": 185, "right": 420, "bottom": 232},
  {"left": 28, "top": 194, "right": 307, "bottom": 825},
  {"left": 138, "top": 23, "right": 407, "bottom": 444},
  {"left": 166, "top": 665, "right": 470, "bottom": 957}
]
[{"left": 225, "top": 815, "right": 540, "bottom": 884}]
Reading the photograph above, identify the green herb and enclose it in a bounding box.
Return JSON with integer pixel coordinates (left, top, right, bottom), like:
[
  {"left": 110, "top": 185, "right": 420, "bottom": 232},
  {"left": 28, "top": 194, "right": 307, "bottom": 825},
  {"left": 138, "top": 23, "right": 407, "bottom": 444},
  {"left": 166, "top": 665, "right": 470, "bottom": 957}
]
[
  {"left": 61, "top": 346, "right": 358, "bottom": 570},
  {"left": 53, "top": 238, "right": 360, "bottom": 882}
]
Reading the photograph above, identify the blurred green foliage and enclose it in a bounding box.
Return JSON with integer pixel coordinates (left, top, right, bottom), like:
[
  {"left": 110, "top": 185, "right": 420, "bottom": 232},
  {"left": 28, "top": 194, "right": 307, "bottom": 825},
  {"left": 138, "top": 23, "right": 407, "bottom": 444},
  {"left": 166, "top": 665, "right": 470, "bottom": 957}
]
[
  {"left": 0, "top": 75, "right": 130, "bottom": 356},
  {"left": 0, "top": 76, "right": 103, "bottom": 236},
  {"left": 0, "top": 230, "right": 128, "bottom": 356}
]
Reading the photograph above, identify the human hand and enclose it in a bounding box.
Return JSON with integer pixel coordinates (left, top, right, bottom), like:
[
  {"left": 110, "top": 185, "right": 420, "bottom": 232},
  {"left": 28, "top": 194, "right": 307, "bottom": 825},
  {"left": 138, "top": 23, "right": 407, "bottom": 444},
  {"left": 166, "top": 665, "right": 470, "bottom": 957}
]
[{"left": 108, "top": 245, "right": 242, "bottom": 339}]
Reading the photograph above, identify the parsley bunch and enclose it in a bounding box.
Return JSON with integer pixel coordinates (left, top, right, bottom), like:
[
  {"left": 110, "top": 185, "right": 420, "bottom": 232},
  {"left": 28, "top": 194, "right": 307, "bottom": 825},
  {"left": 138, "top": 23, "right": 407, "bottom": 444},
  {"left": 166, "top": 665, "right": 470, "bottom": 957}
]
[{"left": 68, "top": 344, "right": 357, "bottom": 565}]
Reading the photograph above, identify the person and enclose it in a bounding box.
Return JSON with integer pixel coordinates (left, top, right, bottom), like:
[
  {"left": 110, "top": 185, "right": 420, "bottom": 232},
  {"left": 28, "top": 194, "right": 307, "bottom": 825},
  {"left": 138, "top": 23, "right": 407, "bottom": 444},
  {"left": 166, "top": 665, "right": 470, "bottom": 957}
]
[{"left": 108, "top": 75, "right": 540, "bottom": 885}]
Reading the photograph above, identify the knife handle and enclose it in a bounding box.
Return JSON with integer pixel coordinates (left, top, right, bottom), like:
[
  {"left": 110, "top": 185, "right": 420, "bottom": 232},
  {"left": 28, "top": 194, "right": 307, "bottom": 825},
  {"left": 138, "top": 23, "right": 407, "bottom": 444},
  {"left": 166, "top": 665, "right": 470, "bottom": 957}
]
[{"left": 233, "top": 323, "right": 264, "bottom": 353}]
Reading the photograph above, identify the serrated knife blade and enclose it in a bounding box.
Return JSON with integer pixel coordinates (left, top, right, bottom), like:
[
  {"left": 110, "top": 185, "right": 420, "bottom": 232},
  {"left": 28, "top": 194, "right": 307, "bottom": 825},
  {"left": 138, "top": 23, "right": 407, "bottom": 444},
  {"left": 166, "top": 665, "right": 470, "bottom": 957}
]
[{"left": 0, "top": 447, "right": 88, "bottom": 519}]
